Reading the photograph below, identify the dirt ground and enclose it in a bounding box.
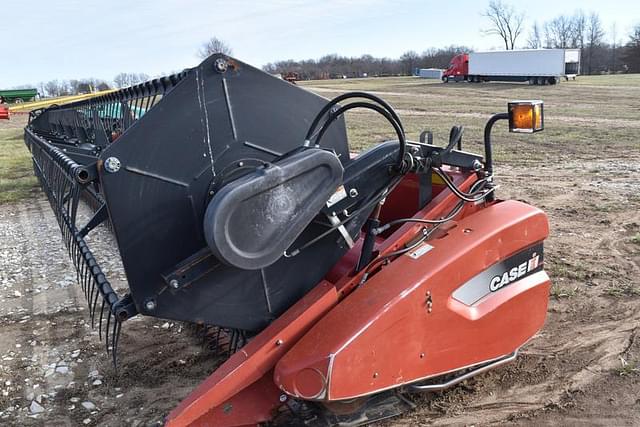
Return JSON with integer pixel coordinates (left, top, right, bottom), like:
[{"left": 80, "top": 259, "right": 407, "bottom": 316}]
[{"left": 1, "top": 75, "right": 639, "bottom": 426}]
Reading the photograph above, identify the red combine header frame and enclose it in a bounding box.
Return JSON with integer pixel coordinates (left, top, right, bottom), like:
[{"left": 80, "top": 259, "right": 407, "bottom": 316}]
[
  {"left": 0, "top": 104, "right": 9, "bottom": 120},
  {"left": 24, "top": 55, "right": 551, "bottom": 426}
]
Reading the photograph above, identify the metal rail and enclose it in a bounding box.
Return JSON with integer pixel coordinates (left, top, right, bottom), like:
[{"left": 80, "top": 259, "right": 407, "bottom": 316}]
[{"left": 407, "top": 350, "right": 518, "bottom": 392}]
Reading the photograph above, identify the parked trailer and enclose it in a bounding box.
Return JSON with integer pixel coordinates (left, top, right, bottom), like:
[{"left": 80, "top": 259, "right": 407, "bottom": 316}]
[
  {"left": 0, "top": 88, "right": 39, "bottom": 103},
  {"left": 443, "top": 49, "right": 580, "bottom": 85},
  {"left": 417, "top": 68, "right": 443, "bottom": 79}
]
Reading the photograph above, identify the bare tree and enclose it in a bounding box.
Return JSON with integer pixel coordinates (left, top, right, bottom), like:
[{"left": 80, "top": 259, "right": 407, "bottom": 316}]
[
  {"left": 585, "top": 12, "right": 605, "bottom": 74},
  {"left": 198, "top": 37, "right": 233, "bottom": 59},
  {"left": 113, "top": 73, "right": 150, "bottom": 89},
  {"left": 544, "top": 15, "right": 572, "bottom": 48},
  {"left": 527, "top": 22, "right": 542, "bottom": 48},
  {"left": 44, "top": 80, "right": 60, "bottom": 97},
  {"left": 400, "top": 50, "right": 420, "bottom": 75},
  {"left": 483, "top": 0, "right": 525, "bottom": 49},
  {"left": 570, "top": 11, "right": 586, "bottom": 49},
  {"left": 623, "top": 24, "right": 640, "bottom": 72},
  {"left": 611, "top": 23, "right": 618, "bottom": 72}
]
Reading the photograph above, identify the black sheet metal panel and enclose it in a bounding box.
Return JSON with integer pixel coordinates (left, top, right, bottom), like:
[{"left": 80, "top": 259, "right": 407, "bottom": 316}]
[
  {"left": 96, "top": 55, "right": 353, "bottom": 330},
  {"left": 25, "top": 54, "right": 406, "bottom": 332},
  {"left": 204, "top": 148, "right": 344, "bottom": 270}
]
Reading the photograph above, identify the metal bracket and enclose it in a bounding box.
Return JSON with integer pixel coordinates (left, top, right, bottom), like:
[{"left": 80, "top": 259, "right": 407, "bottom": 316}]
[
  {"left": 112, "top": 293, "right": 138, "bottom": 321},
  {"left": 162, "top": 248, "right": 221, "bottom": 290},
  {"left": 78, "top": 204, "right": 109, "bottom": 238}
]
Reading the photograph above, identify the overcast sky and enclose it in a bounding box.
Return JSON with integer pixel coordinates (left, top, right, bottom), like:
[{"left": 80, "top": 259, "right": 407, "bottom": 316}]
[{"left": 2, "top": 0, "right": 639, "bottom": 87}]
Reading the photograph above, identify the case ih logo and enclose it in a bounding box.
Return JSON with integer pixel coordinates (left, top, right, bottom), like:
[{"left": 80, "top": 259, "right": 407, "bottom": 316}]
[{"left": 489, "top": 252, "right": 540, "bottom": 292}]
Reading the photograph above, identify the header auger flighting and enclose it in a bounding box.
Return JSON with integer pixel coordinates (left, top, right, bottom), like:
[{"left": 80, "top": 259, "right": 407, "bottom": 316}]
[{"left": 25, "top": 54, "right": 551, "bottom": 426}]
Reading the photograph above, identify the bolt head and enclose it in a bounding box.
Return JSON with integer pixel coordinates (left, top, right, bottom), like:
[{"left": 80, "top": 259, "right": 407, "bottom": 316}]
[
  {"left": 349, "top": 188, "right": 359, "bottom": 198},
  {"left": 104, "top": 157, "right": 121, "bottom": 173},
  {"left": 279, "top": 394, "right": 287, "bottom": 403},
  {"left": 472, "top": 159, "right": 483, "bottom": 171},
  {"left": 214, "top": 58, "right": 228, "bottom": 73},
  {"left": 169, "top": 279, "right": 180, "bottom": 289},
  {"left": 145, "top": 300, "right": 156, "bottom": 311},
  {"left": 275, "top": 339, "right": 284, "bottom": 346}
]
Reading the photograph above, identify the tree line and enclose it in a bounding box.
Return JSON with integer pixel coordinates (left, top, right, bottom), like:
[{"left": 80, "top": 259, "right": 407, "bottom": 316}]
[
  {"left": 11, "top": 7, "right": 640, "bottom": 96},
  {"left": 264, "top": 3, "right": 640, "bottom": 79},
  {"left": 19, "top": 72, "right": 152, "bottom": 98},
  {"left": 486, "top": 1, "right": 638, "bottom": 74},
  {"left": 263, "top": 47, "right": 471, "bottom": 80}
]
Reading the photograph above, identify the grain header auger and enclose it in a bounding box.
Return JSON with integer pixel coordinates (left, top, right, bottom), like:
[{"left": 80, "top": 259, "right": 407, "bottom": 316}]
[{"left": 24, "top": 54, "right": 551, "bottom": 426}]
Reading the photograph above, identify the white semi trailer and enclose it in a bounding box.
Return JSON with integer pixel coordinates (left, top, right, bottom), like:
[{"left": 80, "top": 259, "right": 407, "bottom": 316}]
[{"left": 443, "top": 49, "right": 581, "bottom": 85}]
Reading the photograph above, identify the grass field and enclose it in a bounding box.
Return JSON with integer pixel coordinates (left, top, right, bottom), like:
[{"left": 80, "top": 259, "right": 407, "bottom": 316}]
[
  {"left": 0, "top": 126, "right": 38, "bottom": 203},
  {"left": 300, "top": 74, "right": 640, "bottom": 155}
]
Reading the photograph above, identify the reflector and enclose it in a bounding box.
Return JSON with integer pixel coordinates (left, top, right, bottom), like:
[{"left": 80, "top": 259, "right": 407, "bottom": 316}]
[{"left": 508, "top": 101, "right": 544, "bottom": 133}]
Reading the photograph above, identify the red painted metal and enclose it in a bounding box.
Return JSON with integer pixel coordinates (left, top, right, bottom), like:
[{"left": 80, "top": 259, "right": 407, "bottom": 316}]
[
  {"left": 0, "top": 105, "right": 9, "bottom": 120},
  {"left": 166, "top": 168, "right": 551, "bottom": 426},
  {"left": 165, "top": 280, "right": 338, "bottom": 426},
  {"left": 274, "top": 200, "right": 549, "bottom": 400},
  {"left": 443, "top": 53, "right": 469, "bottom": 79}
]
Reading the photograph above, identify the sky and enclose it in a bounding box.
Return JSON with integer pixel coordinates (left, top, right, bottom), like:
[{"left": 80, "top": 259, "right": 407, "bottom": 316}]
[{"left": 1, "top": 0, "right": 639, "bottom": 88}]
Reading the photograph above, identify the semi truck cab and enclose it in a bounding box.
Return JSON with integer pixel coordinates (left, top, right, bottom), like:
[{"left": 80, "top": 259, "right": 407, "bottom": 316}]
[{"left": 443, "top": 53, "right": 469, "bottom": 82}]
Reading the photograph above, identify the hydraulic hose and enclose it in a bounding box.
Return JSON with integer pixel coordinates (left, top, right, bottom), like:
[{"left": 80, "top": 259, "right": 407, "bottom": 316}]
[
  {"left": 313, "top": 101, "right": 407, "bottom": 171},
  {"left": 305, "top": 91, "right": 404, "bottom": 141}
]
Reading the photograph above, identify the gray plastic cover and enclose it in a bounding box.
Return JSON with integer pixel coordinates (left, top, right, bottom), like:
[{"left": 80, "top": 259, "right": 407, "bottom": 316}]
[{"left": 204, "top": 148, "right": 344, "bottom": 270}]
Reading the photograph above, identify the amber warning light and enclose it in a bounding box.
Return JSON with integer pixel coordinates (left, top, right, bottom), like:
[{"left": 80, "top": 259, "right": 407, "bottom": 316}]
[{"left": 508, "top": 101, "right": 544, "bottom": 133}]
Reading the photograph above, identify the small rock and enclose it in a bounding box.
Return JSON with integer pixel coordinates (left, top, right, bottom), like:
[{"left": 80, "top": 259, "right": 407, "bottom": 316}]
[
  {"left": 26, "top": 392, "right": 34, "bottom": 401},
  {"left": 55, "top": 366, "right": 70, "bottom": 374},
  {"left": 29, "top": 401, "right": 45, "bottom": 414},
  {"left": 81, "top": 401, "right": 96, "bottom": 411},
  {"left": 88, "top": 370, "right": 99, "bottom": 379},
  {"left": 161, "top": 322, "right": 171, "bottom": 329},
  {"left": 92, "top": 380, "right": 102, "bottom": 386},
  {"left": 116, "top": 393, "right": 123, "bottom": 399},
  {"left": 83, "top": 418, "right": 91, "bottom": 425},
  {"left": 70, "top": 397, "right": 80, "bottom": 403},
  {"left": 13, "top": 291, "right": 22, "bottom": 298}
]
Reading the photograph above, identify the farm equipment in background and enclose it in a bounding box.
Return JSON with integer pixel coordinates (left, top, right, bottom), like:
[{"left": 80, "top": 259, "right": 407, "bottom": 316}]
[
  {"left": 0, "top": 88, "right": 38, "bottom": 104},
  {"left": 24, "top": 54, "right": 551, "bottom": 426},
  {"left": 283, "top": 71, "right": 299, "bottom": 84}
]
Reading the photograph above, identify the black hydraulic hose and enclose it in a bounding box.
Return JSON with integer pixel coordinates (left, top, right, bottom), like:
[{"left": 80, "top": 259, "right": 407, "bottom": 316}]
[
  {"left": 313, "top": 101, "right": 407, "bottom": 170},
  {"left": 483, "top": 112, "right": 509, "bottom": 176},
  {"left": 447, "top": 125, "right": 464, "bottom": 154},
  {"left": 305, "top": 91, "right": 404, "bottom": 141}
]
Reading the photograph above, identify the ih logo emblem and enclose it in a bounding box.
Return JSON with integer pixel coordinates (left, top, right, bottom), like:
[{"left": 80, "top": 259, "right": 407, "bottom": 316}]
[{"left": 489, "top": 252, "right": 540, "bottom": 292}]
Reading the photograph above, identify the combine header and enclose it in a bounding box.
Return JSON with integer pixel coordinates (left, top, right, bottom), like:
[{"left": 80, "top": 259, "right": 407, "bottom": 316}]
[{"left": 25, "top": 54, "right": 551, "bottom": 426}]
